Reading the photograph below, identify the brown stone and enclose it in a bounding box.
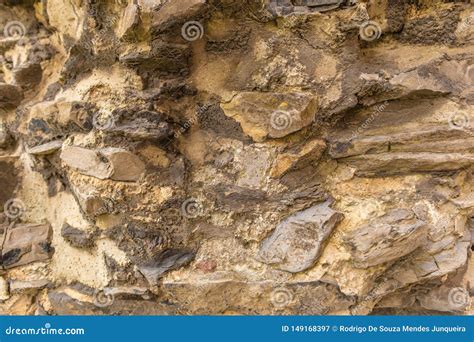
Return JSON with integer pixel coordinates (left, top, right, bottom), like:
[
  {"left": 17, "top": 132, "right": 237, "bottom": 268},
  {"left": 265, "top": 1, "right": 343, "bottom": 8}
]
[{"left": 1, "top": 223, "right": 53, "bottom": 269}]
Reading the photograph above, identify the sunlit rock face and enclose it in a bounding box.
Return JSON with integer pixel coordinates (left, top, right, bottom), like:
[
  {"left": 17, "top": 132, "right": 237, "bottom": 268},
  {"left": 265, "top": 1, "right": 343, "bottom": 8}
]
[{"left": 0, "top": 0, "right": 473, "bottom": 315}]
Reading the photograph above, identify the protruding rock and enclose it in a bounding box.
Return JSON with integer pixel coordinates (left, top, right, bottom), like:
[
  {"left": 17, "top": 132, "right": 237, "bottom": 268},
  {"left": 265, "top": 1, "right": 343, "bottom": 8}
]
[
  {"left": 60, "top": 146, "right": 113, "bottom": 180},
  {"left": 1, "top": 223, "right": 53, "bottom": 269},
  {"left": 344, "top": 209, "right": 428, "bottom": 268},
  {"left": 9, "top": 279, "right": 49, "bottom": 294},
  {"left": 60, "top": 146, "right": 145, "bottom": 181},
  {"left": 27, "top": 140, "right": 63, "bottom": 155},
  {"left": 100, "top": 148, "right": 146, "bottom": 182},
  {"left": 270, "top": 139, "right": 326, "bottom": 178},
  {"left": 61, "top": 223, "right": 96, "bottom": 248},
  {"left": 258, "top": 200, "right": 343, "bottom": 273},
  {"left": 116, "top": 3, "right": 139, "bottom": 38},
  {"left": 342, "top": 152, "right": 474, "bottom": 177},
  {"left": 221, "top": 92, "right": 318, "bottom": 142},
  {"left": 151, "top": 0, "right": 206, "bottom": 32},
  {"left": 138, "top": 249, "right": 195, "bottom": 286}
]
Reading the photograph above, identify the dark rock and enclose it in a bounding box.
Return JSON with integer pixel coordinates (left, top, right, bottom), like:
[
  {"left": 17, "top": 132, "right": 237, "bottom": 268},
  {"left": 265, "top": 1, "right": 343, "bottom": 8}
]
[
  {"left": 138, "top": 249, "right": 195, "bottom": 286},
  {"left": 1, "top": 223, "right": 53, "bottom": 269},
  {"left": 61, "top": 223, "right": 97, "bottom": 248},
  {"left": 0, "top": 83, "right": 23, "bottom": 110}
]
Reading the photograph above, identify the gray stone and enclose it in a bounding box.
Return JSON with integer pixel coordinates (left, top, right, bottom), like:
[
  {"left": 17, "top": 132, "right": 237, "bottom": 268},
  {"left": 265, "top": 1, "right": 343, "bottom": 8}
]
[
  {"left": 344, "top": 209, "right": 428, "bottom": 268},
  {"left": 138, "top": 249, "right": 195, "bottom": 286},
  {"left": 60, "top": 146, "right": 113, "bottom": 180},
  {"left": 9, "top": 279, "right": 49, "bottom": 294},
  {"left": 61, "top": 223, "right": 96, "bottom": 248},
  {"left": 417, "top": 285, "right": 471, "bottom": 313},
  {"left": 257, "top": 200, "right": 344, "bottom": 273},
  {"left": 28, "top": 140, "right": 63, "bottom": 155},
  {"left": 60, "top": 146, "right": 145, "bottom": 182}
]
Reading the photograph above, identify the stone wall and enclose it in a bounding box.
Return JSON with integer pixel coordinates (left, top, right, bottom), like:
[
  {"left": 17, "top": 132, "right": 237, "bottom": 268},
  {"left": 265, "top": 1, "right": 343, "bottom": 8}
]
[{"left": 0, "top": 0, "right": 473, "bottom": 315}]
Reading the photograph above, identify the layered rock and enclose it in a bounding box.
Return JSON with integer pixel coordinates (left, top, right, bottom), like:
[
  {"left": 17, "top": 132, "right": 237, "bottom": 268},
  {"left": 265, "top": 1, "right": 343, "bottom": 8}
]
[{"left": 0, "top": 0, "right": 472, "bottom": 316}]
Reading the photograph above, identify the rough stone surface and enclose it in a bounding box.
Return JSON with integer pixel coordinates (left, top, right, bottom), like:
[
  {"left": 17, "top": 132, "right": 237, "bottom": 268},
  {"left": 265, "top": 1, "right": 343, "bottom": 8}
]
[
  {"left": 1, "top": 224, "right": 53, "bottom": 269},
  {"left": 343, "top": 209, "right": 428, "bottom": 268},
  {"left": 0, "top": 0, "right": 472, "bottom": 316},
  {"left": 258, "top": 201, "right": 344, "bottom": 273}
]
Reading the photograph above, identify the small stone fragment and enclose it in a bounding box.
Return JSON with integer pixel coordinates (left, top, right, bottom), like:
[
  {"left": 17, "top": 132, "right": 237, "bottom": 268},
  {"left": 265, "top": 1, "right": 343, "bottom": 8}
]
[
  {"left": 61, "top": 223, "right": 96, "bottom": 248},
  {"left": 28, "top": 140, "right": 63, "bottom": 155}
]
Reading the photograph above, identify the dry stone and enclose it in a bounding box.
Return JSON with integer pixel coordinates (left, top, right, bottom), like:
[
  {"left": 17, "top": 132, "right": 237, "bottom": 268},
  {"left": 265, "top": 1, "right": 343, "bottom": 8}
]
[
  {"left": 344, "top": 209, "right": 428, "bottom": 268},
  {"left": 258, "top": 200, "right": 343, "bottom": 273}
]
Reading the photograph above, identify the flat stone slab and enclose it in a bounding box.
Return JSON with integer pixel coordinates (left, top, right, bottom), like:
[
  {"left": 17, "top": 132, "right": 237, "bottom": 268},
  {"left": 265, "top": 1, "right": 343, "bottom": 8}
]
[
  {"left": 28, "top": 140, "right": 63, "bottom": 155},
  {"left": 60, "top": 146, "right": 145, "bottom": 181}
]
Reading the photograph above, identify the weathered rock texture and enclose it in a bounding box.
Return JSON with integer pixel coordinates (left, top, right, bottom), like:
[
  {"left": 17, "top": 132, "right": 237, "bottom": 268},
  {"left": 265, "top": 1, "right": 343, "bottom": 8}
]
[{"left": 0, "top": 0, "right": 473, "bottom": 315}]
